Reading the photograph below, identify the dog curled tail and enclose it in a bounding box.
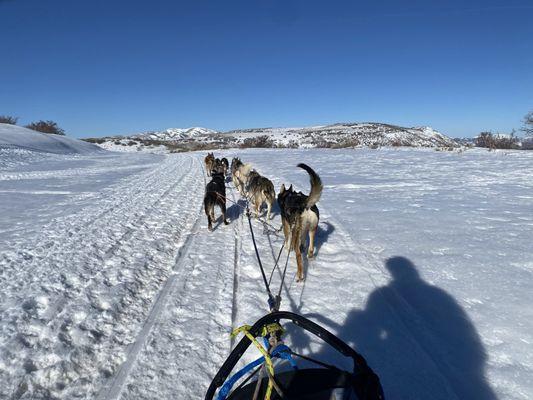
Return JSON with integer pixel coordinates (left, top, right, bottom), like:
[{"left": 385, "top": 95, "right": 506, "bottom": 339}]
[{"left": 297, "top": 163, "right": 323, "bottom": 209}]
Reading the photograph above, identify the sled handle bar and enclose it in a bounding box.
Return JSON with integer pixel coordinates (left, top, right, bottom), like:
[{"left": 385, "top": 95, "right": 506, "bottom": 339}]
[{"left": 205, "top": 311, "right": 374, "bottom": 400}]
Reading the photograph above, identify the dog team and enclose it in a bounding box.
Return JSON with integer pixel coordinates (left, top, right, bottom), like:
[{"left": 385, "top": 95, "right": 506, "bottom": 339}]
[{"left": 203, "top": 152, "right": 323, "bottom": 281}]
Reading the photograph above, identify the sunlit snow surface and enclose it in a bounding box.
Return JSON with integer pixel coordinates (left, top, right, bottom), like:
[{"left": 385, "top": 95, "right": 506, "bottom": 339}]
[{"left": 1, "top": 143, "right": 532, "bottom": 399}]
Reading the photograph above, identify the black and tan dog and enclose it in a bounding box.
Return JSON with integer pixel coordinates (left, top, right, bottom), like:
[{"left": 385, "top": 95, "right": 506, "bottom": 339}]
[
  {"left": 212, "top": 158, "right": 225, "bottom": 175},
  {"left": 278, "top": 163, "right": 322, "bottom": 282},
  {"left": 220, "top": 157, "right": 229, "bottom": 176},
  {"left": 204, "top": 171, "right": 229, "bottom": 231}
]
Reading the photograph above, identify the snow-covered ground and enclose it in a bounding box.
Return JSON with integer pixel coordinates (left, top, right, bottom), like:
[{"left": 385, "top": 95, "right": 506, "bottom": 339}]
[{"left": 1, "top": 139, "right": 532, "bottom": 399}]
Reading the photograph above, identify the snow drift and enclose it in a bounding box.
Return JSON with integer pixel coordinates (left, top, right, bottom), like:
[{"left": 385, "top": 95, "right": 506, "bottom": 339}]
[{"left": 0, "top": 123, "right": 102, "bottom": 155}]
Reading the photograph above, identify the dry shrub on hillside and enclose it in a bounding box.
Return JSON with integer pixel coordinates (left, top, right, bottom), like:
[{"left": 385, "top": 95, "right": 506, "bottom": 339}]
[
  {"left": 476, "top": 132, "right": 519, "bottom": 150},
  {"left": 82, "top": 137, "right": 107, "bottom": 144},
  {"left": 0, "top": 115, "right": 18, "bottom": 124},
  {"left": 25, "top": 120, "right": 65, "bottom": 135},
  {"left": 239, "top": 135, "right": 276, "bottom": 148}
]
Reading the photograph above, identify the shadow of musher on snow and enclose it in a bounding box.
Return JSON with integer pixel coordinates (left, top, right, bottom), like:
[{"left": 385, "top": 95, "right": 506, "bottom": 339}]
[{"left": 295, "top": 256, "right": 497, "bottom": 400}]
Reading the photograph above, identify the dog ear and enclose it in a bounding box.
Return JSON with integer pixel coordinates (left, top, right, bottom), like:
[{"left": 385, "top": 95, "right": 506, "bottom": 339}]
[
  {"left": 280, "top": 184, "right": 286, "bottom": 193},
  {"left": 288, "top": 184, "right": 293, "bottom": 192}
]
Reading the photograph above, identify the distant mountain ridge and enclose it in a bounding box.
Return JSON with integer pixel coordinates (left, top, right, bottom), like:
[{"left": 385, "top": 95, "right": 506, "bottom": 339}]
[
  {"left": 85, "top": 122, "right": 458, "bottom": 151},
  {"left": 134, "top": 127, "right": 217, "bottom": 141}
]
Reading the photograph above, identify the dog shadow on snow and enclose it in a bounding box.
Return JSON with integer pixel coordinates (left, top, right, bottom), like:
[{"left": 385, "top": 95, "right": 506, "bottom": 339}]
[
  {"left": 270, "top": 221, "right": 337, "bottom": 295},
  {"left": 227, "top": 199, "right": 247, "bottom": 220},
  {"left": 287, "top": 256, "right": 497, "bottom": 400},
  {"left": 299, "top": 221, "right": 336, "bottom": 282},
  {"left": 209, "top": 199, "right": 246, "bottom": 232},
  {"left": 313, "top": 221, "right": 335, "bottom": 256}
]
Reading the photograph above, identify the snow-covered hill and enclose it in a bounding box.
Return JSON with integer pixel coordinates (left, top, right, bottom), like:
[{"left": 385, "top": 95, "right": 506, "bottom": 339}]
[
  {"left": 0, "top": 123, "right": 102, "bottom": 155},
  {"left": 0, "top": 123, "right": 105, "bottom": 169},
  {"left": 86, "top": 122, "right": 458, "bottom": 152}
]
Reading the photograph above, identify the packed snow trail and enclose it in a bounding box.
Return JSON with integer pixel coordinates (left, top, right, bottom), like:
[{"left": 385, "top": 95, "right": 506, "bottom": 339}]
[
  {"left": 114, "top": 180, "right": 244, "bottom": 399},
  {"left": 0, "top": 152, "right": 206, "bottom": 399}
]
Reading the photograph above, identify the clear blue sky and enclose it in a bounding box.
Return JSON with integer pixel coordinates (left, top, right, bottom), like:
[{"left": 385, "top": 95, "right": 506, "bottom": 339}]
[{"left": 1, "top": 0, "right": 532, "bottom": 138}]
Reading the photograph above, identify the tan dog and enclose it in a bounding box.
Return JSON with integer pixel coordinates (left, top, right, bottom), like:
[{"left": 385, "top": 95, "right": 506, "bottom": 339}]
[
  {"left": 233, "top": 162, "right": 253, "bottom": 196},
  {"left": 204, "top": 152, "right": 215, "bottom": 176}
]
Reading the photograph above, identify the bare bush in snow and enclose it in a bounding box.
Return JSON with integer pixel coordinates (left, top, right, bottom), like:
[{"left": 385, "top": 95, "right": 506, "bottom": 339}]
[{"left": 25, "top": 120, "right": 65, "bottom": 136}]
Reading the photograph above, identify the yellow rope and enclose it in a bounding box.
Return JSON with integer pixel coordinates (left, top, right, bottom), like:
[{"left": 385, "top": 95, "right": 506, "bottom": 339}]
[{"left": 231, "top": 325, "right": 275, "bottom": 400}]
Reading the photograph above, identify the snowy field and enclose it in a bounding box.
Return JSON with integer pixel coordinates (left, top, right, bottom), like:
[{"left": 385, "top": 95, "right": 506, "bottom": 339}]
[{"left": 1, "top": 135, "right": 532, "bottom": 399}]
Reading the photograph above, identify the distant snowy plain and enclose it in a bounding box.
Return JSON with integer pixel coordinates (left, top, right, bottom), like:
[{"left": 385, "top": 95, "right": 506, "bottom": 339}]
[{"left": 1, "top": 126, "right": 532, "bottom": 399}]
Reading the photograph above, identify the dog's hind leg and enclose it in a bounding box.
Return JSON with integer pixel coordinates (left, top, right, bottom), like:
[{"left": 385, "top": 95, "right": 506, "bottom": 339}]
[
  {"left": 291, "top": 223, "right": 305, "bottom": 282},
  {"left": 210, "top": 207, "right": 216, "bottom": 230},
  {"left": 220, "top": 202, "right": 229, "bottom": 225},
  {"left": 282, "top": 219, "right": 290, "bottom": 250},
  {"left": 205, "top": 201, "right": 214, "bottom": 231},
  {"left": 296, "top": 249, "right": 304, "bottom": 282},
  {"left": 308, "top": 226, "right": 317, "bottom": 259},
  {"left": 254, "top": 196, "right": 261, "bottom": 218},
  {"left": 294, "top": 236, "right": 304, "bottom": 282},
  {"left": 266, "top": 199, "right": 272, "bottom": 220}
]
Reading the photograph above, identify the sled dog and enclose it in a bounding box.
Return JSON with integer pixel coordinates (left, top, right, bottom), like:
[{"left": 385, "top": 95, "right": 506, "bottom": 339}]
[
  {"left": 204, "top": 171, "right": 229, "bottom": 231},
  {"left": 220, "top": 157, "right": 229, "bottom": 176},
  {"left": 231, "top": 157, "right": 242, "bottom": 177},
  {"left": 232, "top": 160, "right": 251, "bottom": 196},
  {"left": 245, "top": 170, "right": 276, "bottom": 220},
  {"left": 204, "top": 152, "right": 215, "bottom": 176},
  {"left": 277, "top": 163, "right": 322, "bottom": 282},
  {"left": 212, "top": 158, "right": 225, "bottom": 175}
]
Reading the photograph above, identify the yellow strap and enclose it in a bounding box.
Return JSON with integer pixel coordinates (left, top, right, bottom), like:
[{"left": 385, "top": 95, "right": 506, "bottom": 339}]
[
  {"left": 260, "top": 322, "right": 284, "bottom": 338},
  {"left": 231, "top": 325, "right": 275, "bottom": 400}
]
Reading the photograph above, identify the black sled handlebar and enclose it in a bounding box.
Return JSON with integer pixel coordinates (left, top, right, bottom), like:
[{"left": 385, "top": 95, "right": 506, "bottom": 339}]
[{"left": 205, "top": 311, "right": 384, "bottom": 400}]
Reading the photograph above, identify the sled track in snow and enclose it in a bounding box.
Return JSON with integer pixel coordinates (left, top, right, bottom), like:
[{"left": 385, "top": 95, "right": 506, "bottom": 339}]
[
  {"left": 229, "top": 184, "right": 244, "bottom": 349},
  {"left": 97, "top": 156, "right": 207, "bottom": 400},
  {"left": 0, "top": 156, "right": 183, "bottom": 288},
  {"left": 112, "top": 159, "right": 245, "bottom": 400},
  {"left": 0, "top": 154, "right": 210, "bottom": 399}
]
